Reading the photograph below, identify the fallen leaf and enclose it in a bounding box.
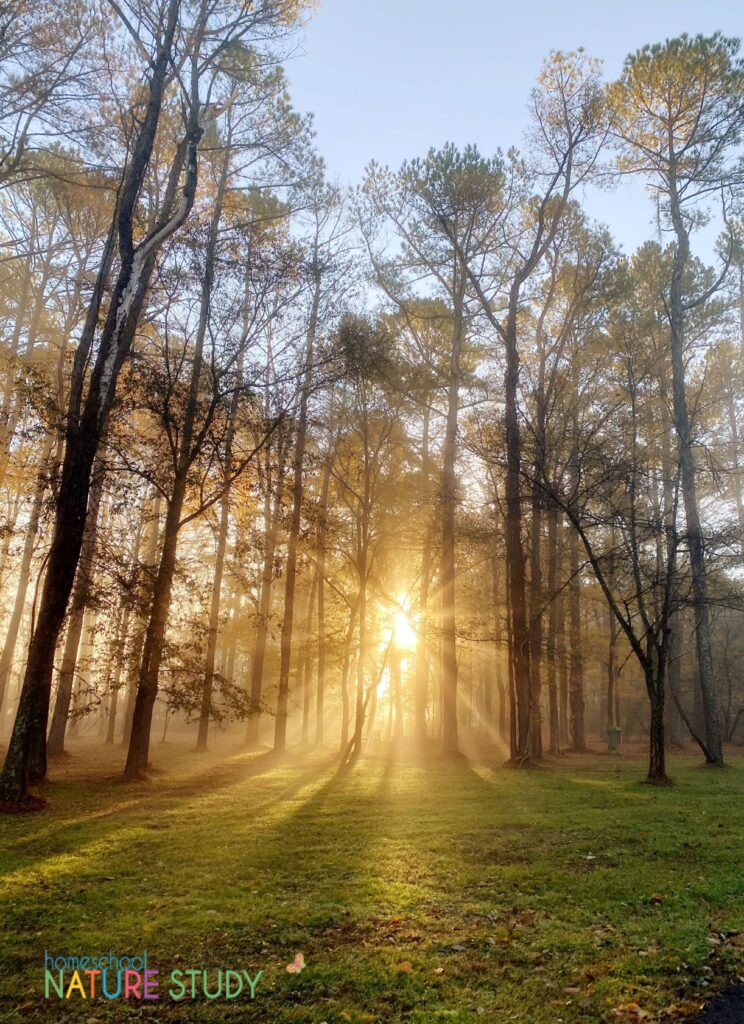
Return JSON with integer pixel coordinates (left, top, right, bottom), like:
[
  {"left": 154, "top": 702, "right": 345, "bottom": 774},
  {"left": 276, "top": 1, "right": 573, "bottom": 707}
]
[{"left": 396, "top": 961, "right": 413, "bottom": 974}]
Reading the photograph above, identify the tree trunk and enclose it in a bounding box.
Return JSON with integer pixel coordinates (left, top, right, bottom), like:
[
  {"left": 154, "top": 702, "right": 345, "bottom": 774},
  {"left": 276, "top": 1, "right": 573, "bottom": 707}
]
[
  {"left": 440, "top": 286, "right": 464, "bottom": 755},
  {"left": 273, "top": 268, "right": 320, "bottom": 753},
  {"left": 245, "top": 441, "right": 287, "bottom": 748},
  {"left": 124, "top": 482, "right": 185, "bottom": 779},
  {"left": 414, "top": 405, "right": 432, "bottom": 745},
  {"left": 196, "top": 349, "right": 242, "bottom": 752},
  {"left": 121, "top": 491, "right": 161, "bottom": 746},
  {"left": 47, "top": 461, "right": 106, "bottom": 757},
  {"left": 314, "top": 443, "right": 334, "bottom": 745},
  {"left": 568, "top": 524, "right": 586, "bottom": 751},
  {"left": 300, "top": 571, "right": 318, "bottom": 745},
  {"left": 545, "top": 504, "right": 560, "bottom": 754},
  {"left": 0, "top": 434, "right": 55, "bottom": 714},
  {"left": 503, "top": 291, "right": 531, "bottom": 761},
  {"left": 0, "top": 0, "right": 197, "bottom": 804},
  {"left": 338, "top": 598, "right": 359, "bottom": 754},
  {"left": 528, "top": 486, "right": 543, "bottom": 758},
  {"left": 668, "top": 172, "right": 723, "bottom": 764}
]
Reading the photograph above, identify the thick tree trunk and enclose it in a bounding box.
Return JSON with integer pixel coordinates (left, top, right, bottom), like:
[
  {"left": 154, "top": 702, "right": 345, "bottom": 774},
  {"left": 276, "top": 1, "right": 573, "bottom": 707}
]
[
  {"left": 121, "top": 491, "right": 161, "bottom": 746},
  {"left": 646, "top": 663, "right": 670, "bottom": 785},
  {"left": 47, "top": 462, "right": 106, "bottom": 757},
  {"left": 124, "top": 483, "right": 184, "bottom": 779}
]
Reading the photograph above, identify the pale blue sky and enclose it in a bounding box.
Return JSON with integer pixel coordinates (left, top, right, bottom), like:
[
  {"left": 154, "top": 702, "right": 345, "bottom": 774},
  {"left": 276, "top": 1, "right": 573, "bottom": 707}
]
[{"left": 287, "top": 0, "right": 744, "bottom": 257}]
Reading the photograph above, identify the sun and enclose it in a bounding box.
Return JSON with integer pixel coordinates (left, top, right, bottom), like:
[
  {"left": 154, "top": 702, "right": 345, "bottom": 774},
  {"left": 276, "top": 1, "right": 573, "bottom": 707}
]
[{"left": 393, "top": 609, "right": 417, "bottom": 650}]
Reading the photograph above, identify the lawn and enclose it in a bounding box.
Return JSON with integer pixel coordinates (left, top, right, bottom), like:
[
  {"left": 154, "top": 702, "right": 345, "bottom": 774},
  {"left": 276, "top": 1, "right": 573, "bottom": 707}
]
[{"left": 1, "top": 741, "right": 743, "bottom": 1023}]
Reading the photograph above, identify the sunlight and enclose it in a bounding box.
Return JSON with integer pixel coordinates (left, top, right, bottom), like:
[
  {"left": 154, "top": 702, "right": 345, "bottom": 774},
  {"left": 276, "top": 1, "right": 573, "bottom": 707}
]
[{"left": 392, "top": 609, "right": 417, "bottom": 650}]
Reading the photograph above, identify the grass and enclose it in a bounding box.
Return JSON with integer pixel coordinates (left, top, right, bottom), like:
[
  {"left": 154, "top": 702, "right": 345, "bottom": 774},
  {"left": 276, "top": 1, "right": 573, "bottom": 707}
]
[{"left": 1, "top": 740, "right": 743, "bottom": 1023}]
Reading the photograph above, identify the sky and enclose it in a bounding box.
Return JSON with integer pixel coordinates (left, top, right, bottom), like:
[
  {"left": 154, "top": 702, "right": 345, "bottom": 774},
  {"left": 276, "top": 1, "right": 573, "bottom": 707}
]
[{"left": 286, "top": 0, "right": 744, "bottom": 258}]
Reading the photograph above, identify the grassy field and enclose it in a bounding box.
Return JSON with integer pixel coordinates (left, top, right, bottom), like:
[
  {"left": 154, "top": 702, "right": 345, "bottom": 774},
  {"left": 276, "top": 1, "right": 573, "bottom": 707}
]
[{"left": 1, "top": 740, "right": 743, "bottom": 1023}]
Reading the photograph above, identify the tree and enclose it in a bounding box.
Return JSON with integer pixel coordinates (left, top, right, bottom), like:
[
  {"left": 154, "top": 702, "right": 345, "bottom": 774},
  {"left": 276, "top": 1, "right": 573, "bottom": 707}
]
[{"left": 608, "top": 33, "right": 744, "bottom": 766}]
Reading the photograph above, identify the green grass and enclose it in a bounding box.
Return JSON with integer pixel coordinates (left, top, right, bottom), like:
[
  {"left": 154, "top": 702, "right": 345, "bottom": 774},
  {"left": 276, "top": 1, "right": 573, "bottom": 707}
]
[{"left": 1, "top": 741, "right": 744, "bottom": 1023}]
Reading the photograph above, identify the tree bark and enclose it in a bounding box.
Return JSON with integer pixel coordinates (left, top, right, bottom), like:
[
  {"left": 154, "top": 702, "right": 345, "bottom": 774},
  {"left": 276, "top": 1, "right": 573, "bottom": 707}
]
[
  {"left": 668, "top": 165, "right": 723, "bottom": 764},
  {"left": 440, "top": 281, "right": 465, "bottom": 755},
  {"left": 273, "top": 266, "right": 320, "bottom": 753},
  {"left": 314, "top": 446, "right": 333, "bottom": 745},
  {"left": 568, "top": 523, "right": 586, "bottom": 751},
  {"left": 545, "top": 503, "right": 560, "bottom": 754},
  {"left": 245, "top": 440, "right": 287, "bottom": 748},
  {"left": 0, "top": 434, "right": 55, "bottom": 715},
  {"left": 47, "top": 460, "right": 106, "bottom": 757},
  {"left": 414, "top": 405, "right": 432, "bottom": 745},
  {"left": 0, "top": 0, "right": 199, "bottom": 804}
]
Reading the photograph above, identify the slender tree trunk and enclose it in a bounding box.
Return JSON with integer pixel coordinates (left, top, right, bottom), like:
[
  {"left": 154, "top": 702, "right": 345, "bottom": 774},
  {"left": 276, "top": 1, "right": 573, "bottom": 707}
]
[
  {"left": 195, "top": 492, "right": 231, "bottom": 752},
  {"left": 414, "top": 406, "right": 432, "bottom": 744},
  {"left": 352, "top": 537, "right": 368, "bottom": 763},
  {"left": 196, "top": 349, "right": 242, "bottom": 752},
  {"left": 440, "top": 286, "right": 464, "bottom": 755},
  {"left": 503, "top": 292, "right": 531, "bottom": 761},
  {"left": 545, "top": 503, "right": 560, "bottom": 754},
  {"left": 273, "top": 268, "right": 320, "bottom": 753},
  {"left": 568, "top": 523, "right": 586, "bottom": 751},
  {"left": 528, "top": 486, "right": 543, "bottom": 758},
  {"left": 315, "top": 444, "right": 334, "bottom": 745},
  {"left": 300, "top": 570, "right": 318, "bottom": 745},
  {"left": 607, "top": 609, "right": 618, "bottom": 733},
  {"left": 0, "top": 434, "right": 55, "bottom": 714},
  {"left": 668, "top": 174, "right": 723, "bottom": 764},
  {"left": 106, "top": 597, "right": 132, "bottom": 745},
  {"left": 245, "top": 443, "right": 287, "bottom": 748},
  {"left": 391, "top": 638, "right": 403, "bottom": 743},
  {"left": 339, "top": 602, "right": 359, "bottom": 753}
]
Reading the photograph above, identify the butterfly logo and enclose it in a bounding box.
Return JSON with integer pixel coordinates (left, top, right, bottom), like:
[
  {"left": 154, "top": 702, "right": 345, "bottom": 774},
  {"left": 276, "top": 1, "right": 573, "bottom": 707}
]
[{"left": 286, "top": 952, "right": 305, "bottom": 974}]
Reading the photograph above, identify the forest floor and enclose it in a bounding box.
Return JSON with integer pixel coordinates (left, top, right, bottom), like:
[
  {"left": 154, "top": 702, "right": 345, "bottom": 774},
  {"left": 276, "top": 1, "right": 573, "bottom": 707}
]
[{"left": 1, "top": 740, "right": 743, "bottom": 1024}]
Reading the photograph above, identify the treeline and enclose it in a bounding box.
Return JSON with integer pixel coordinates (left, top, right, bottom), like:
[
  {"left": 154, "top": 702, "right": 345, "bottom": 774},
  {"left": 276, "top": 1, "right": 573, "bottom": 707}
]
[{"left": 0, "top": 6, "right": 743, "bottom": 806}]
